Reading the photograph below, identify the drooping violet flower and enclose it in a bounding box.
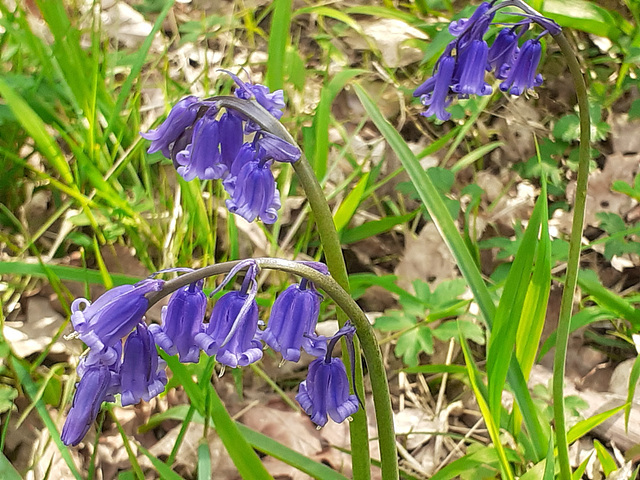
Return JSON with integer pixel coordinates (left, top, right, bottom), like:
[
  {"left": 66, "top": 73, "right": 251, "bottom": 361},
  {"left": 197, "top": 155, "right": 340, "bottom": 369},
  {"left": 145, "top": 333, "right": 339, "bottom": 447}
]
[
  {"left": 141, "top": 96, "right": 199, "bottom": 158},
  {"left": 260, "top": 279, "right": 326, "bottom": 362},
  {"left": 70, "top": 279, "right": 164, "bottom": 361},
  {"left": 195, "top": 265, "right": 263, "bottom": 367},
  {"left": 175, "top": 109, "right": 227, "bottom": 181},
  {"left": 149, "top": 281, "right": 206, "bottom": 363},
  {"left": 295, "top": 322, "right": 361, "bottom": 427},
  {"left": 448, "top": 2, "right": 492, "bottom": 37},
  {"left": 499, "top": 38, "right": 543, "bottom": 95},
  {"left": 120, "top": 323, "right": 168, "bottom": 407},
  {"left": 487, "top": 28, "right": 519, "bottom": 79},
  {"left": 224, "top": 159, "right": 281, "bottom": 224},
  {"left": 418, "top": 55, "right": 456, "bottom": 121},
  {"left": 226, "top": 71, "right": 286, "bottom": 121},
  {"left": 414, "top": 0, "right": 560, "bottom": 120},
  {"left": 219, "top": 111, "right": 244, "bottom": 171},
  {"left": 257, "top": 132, "right": 302, "bottom": 163},
  {"left": 451, "top": 40, "right": 492, "bottom": 96},
  {"left": 61, "top": 364, "right": 118, "bottom": 446}
]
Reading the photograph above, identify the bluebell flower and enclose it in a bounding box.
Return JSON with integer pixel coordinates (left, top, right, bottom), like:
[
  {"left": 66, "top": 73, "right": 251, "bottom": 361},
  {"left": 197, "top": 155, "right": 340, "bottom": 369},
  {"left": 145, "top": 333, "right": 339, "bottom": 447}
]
[
  {"left": 120, "top": 323, "right": 168, "bottom": 407},
  {"left": 260, "top": 280, "right": 326, "bottom": 362},
  {"left": 296, "top": 357, "right": 359, "bottom": 427},
  {"left": 227, "top": 72, "right": 286, "bottom": 121},
  {"left": 499, "top": 38, "right": 543, "bottom": 95},
  {"left": 417, "top": 55, "right": 456, "bottom": 121},
  {"left": 141, "top": 96, "right": 199, "bottom": 158},
  {"left": 219, "top": 111, "right": 244, "bottom": 171},
  {"left": 175, "top": 109, "right": 226, "bottom": 181},
  {"left": 449, "top": 2, "right": 492, "bottom": 37},
  {"left": 224, "top": 158, "right": 281, "bottom": 224},
  {"left": 415, "top": 1, "right": 560, "bottom": 120},
  {"left": 149, "top": 281, "right": 206, "bottom": 363},
  {"left": 452, "top": 40, "right": 492, "bottom": 96},
  {"left": 70, "top": 279, "right": 164, "bottom": 361},
  {"left": 227, "top": 142, "right": 258, "bottom": 180},
  {"left": 295, "top": 322, "right": 361, "bottom": 427},
  {"left": 487, "top": 28, "right": 519, "bottom": 79},
  {"left": 61, "top": 363, "right": 119, "bottom": 446},
  {"left": 257, "top": 132, "right": 302, "bottom": 163},
  {"left": 195, "top": 266, "right": 263, "bottom": 367}
]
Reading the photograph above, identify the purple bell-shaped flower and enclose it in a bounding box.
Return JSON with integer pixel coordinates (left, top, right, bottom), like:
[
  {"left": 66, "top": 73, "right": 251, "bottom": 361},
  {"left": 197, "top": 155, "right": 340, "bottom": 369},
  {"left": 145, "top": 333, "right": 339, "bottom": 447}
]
[
  {"left": 149, "top": 281, "right": 206, "bottom": 363},
  {"left": 175, "top": 109, "right": 226, "bottom": 181},
  {"left": 219, "top": 111, "right": 244, "bottom": 171},
  {"left": 256, "top": 132, "right": 301, "bottom": 163},
  {"left": 451, "top": 40, "right": 492, "bottom": 96},
  {"left": 141, "top": 96, "right": 199, "bottom": 158},
  {"left": 500, "top": 38, "right": 543, "bottom": 95},
  {"left": 195, "top": 266, "right": 263, "bottom": 368},
  {"left": 224, "top": 158, "right": 281, "bottom": 224},
  {"left": 295, "top": 322, "right": 361, "bottom": 427},
  {"left": 419, "top": 55, "right": 456, "bottom": 121},
  {"left": 120, "top": 323, "right": 168, "bottom": 407},
  {"left": 61, "top": 363, "right": 120, "bottom": 446},
  {"left": 260, "top": 279, "right": 326, "bottom": 362},
  {"left": 70, "top": 279, "right": 164, "bottom": 362},
  {"left": 296, "top": 357, "right": 359, "bottom": 427},
  {"left": 487, "top": 28, "right": 519, "bottom": 79}
]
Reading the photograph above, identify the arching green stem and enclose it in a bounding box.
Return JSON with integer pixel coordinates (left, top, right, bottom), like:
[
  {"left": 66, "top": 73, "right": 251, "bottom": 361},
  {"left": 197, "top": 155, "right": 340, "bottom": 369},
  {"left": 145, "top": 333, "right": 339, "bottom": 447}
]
[
  {"left": 551, "top": 32, "right": 591, "bottom": 480},
  {"left": 147, "top": 257, "right": 398, "bottom": 480}
]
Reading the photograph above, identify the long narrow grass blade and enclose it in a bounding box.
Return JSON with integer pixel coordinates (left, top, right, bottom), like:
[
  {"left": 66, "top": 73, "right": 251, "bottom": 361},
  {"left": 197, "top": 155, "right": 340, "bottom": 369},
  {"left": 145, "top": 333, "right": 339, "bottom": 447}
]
[
  {"left": 567, "top": 404, "right": 626, "bottom": 443},
  {"left": 353, "top": 83, "right": 496, "bottom": 323},
  {"left": 334, "top": 172, "right": 369, "bottom": 232},
  {"left": 137, "top": 443, "right": 184, "bottom": 480},
  {"left": 0, "top": 78, "right": 73, "bottom": 185},
  {"left": 515, "top": 183, "right": 551, "bottom": 380},
  {"left": 0, "top": 261, "right": 141, "bottom": 286},
  {"left": 0, "top": 452, "right": 21, "bottom": 480},
  {"left": 310, "top": 69, "right": 365, "bottom": 178},
  {"left": 10, "top": 357, "right": 82, "bottom": 480},
  {"left": 162, "top": 355, "right": 273, "bottom": 479},
  {"left": 487, "top": 196, "right": 543, "bottom": 425},
  {"left": 102, "top": 0, "right": 176, "bottom": 143},
  {"left": 266, "top": 0, "right": 292, "bottom": 90},
  {"left": 354, "top": 82, "right": 547, "bottom": 457},
  {"left": 459, "top": 334, "right": 514, "bottom": 480},
  {"left": 625, "top": 353, "right": 640, "bottom": 429}
]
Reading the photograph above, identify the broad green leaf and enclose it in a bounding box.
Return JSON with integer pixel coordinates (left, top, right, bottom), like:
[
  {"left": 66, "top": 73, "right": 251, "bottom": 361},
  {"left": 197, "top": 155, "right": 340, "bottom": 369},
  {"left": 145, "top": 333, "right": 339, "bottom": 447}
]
[{"left": 395, "top": 325, "right": 433, "bottom": 367}]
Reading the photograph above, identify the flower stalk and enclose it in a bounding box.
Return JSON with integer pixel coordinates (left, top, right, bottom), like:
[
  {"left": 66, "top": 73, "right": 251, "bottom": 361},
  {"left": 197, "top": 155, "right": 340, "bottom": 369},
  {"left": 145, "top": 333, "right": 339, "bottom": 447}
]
[
  {"left": 147, "top": 257, "right": 398, "bottom": 480},
  {"left": 551, "top": 31, "right": 591, "bottom": 480}
]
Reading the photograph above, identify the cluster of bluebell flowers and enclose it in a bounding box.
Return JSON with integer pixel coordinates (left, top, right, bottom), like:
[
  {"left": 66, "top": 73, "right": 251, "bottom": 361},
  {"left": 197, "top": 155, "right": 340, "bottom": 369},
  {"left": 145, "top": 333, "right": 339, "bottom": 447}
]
[
  {"left": 62, "top": 260, "right": 360, "bottom": 446},
  {"left": 415, "top": 0, "right": 561, "bottom": 121},
  {"left": 141, "top": 73, "right": 301, "bottom": 224}
]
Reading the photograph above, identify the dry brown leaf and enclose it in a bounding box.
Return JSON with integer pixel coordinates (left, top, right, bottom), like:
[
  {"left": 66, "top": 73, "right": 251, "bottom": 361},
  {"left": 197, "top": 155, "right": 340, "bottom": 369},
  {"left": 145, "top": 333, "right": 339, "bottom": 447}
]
[{"left": 394, "top": 223, "right": 458, "bottom": 291}]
